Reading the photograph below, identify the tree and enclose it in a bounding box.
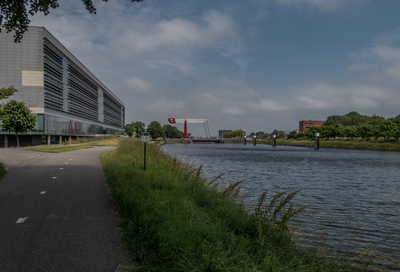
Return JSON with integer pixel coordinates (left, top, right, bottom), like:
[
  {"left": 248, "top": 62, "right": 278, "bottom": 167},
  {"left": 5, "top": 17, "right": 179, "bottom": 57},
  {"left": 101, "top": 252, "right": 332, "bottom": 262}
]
[
  {"left": 287, "top": 130, "right": 297, "bottom": 139},
  {"left": 323, "top": 124, "right": 343, "bottom": 140},
  {"left": 324, "top": 115, "right": 344, "bottom": 126},
  {"left": 147, "top": 121, "right": 164, "bottom": 140},
  {"left": 0, "top": 86, "right": 18, "bottom": 99},
  {"left": 162, "top": 124, "right": 183, "bottom": 138},
  {"left": 0, "top": 99, "right": 36, "bottom": 147},
  {"left": 125, "top": 122, "right": 135, "bottom": 137},
  {"left": 343, "top": 126, "right": 358, "bottom": 140},
  {"left": 0, "top": 0, "right": 144, "bottom": 43},
  {"left": 388, "top": 114, "right": 400, "bottom": 125},
  {"left": 377, "top": 120, "right": 398, "bottom": 141},
  {"left": 223, "top": 129, "right": 245, "bottom": 138},
  {"left": 133, "top": 121, "right": 145, "bottom": 137},
  {"left": 306, "top": 126, "right": 320, "bottom": 140},
  {"left": 271, "top": 129, "right": 279, "bottom": 137},
  {"left": 357, "top": 123, "right": 373, "bottom": 141}
]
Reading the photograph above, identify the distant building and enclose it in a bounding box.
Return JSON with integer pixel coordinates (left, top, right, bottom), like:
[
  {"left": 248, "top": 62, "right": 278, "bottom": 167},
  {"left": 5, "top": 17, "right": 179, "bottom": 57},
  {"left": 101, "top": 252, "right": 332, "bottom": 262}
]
[
  {"left": 219, "top": 129, "right": 232, "bottom": 138},
  {"left": 299, "top": 120, "right": 325, "bottom": 133}
]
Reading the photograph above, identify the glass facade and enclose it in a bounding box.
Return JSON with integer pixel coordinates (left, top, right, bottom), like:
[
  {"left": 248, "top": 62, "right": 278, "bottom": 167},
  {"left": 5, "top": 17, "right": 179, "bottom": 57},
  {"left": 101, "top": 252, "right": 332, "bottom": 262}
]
[{"left": 0, "top": 114, "right": 121, "bottom": 135}]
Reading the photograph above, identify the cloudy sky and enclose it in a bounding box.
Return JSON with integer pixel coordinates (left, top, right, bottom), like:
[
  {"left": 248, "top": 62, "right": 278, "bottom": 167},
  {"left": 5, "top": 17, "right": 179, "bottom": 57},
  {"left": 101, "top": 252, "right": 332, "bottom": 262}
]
[{"left": 29, "top": 0, "right": 400, "bottom": 136}]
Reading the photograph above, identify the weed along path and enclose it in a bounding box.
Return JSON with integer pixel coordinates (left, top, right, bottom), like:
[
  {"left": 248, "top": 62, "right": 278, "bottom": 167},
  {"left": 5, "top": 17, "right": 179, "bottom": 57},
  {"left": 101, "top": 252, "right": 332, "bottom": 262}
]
[{"left": 0, "top": 147, "right": 130, "bottom": 272}]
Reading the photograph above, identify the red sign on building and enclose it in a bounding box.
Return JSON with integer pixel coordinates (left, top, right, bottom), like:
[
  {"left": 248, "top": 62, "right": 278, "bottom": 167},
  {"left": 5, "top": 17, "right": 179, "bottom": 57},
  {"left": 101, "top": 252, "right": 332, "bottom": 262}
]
[{"left": 168, "top": 118, "right": 176, "bottom": 124}]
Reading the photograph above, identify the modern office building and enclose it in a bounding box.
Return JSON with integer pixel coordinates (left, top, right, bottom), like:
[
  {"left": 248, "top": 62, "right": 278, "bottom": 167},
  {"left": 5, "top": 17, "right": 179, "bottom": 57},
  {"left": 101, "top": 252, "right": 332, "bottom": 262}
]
[
  {"left": 299, "top": 120, "right": 325, "bottom": 133},
  {"left": 0, "top": 26, "right": 125, "bottom": 147}
]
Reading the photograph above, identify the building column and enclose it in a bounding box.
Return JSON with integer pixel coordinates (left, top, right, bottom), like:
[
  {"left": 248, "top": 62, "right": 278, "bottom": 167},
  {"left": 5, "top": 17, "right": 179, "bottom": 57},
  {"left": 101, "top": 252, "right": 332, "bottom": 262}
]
[
  {"left": 4, "top": 135, "right": 8, "bottom": 148},
  {"left": 47, "top": 135, "right": 50, "bottom": 145},
  {"left": 59, "top": 135, "right": 62, "bottom": 144},
  {"left": 77, "top": 136, "right": 79, "bottom": 140},
  {"left": 69, "top": 136, "right": 72, "bottom": 141}
]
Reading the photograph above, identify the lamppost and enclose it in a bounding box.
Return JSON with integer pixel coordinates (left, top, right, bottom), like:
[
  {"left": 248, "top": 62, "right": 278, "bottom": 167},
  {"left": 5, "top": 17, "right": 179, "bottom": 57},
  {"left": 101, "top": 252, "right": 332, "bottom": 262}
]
[{"left": 244, "top": 135, "right": 247, "bottom": 145}]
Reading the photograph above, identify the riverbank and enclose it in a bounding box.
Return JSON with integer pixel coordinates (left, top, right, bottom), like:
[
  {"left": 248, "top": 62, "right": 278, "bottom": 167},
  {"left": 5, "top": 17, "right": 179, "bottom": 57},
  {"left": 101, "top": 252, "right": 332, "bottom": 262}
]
[
  {"left": 99, "top": 138, "right": 376, "bottom": 271},
  {"left": 258, "top": 139, "right": 400, "bottom": 151}
]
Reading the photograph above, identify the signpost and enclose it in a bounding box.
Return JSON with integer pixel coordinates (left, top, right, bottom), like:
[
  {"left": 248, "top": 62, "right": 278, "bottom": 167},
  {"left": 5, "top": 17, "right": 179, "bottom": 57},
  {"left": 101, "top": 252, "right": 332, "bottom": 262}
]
[{"left": 141, "top": 132, "right": 150, "bottom": 170}]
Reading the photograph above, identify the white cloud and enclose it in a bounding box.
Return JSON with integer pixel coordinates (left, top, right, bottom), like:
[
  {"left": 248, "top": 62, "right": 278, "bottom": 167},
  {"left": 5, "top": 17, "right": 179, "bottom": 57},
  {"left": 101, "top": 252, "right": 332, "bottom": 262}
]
[
  {"left": 273, "top": 0, "right": 364, "bottom": 12},
  {"left": 348, "top": 45, "right": 400, "bottom": 81},
  {"left": 125, "top": 77, "right": 155, "bottom": 93},
  {"left": 248, "top": 83, "right": 394, "bottom": 114},
  {"left": 347, "top": 62, "right": 376, "bottom": 71},
  {"left": 248, "top": 99, "right": 287, "bottom": 112},
  {"left": 371, "top": 28, "right": 400, "bottom": 46},
  {"left": 148, "top": 97, "right": 187, "bottom": 115},
  {"left": 222, "top": 106, "right": 245, "bottom": 115},
  {"left": 293, "top": 83, "right": 389, "bottom": 109},
  {"left": 113, "top": 10, "right": 238, "bottom": 54}
]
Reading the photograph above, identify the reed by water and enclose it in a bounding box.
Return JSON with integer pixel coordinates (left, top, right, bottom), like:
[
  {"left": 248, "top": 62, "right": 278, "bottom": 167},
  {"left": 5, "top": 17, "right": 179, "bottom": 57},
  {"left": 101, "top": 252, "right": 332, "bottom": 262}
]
[
  {"left": 100, "top": 138, "right": 397, "bottom": 271},
  {"left": 258, "top": 138, "right": 400, "bottom": 151}
]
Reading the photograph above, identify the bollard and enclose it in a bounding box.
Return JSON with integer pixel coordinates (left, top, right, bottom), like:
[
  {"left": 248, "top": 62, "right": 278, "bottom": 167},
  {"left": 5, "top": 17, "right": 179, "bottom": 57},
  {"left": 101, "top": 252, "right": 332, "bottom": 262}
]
[
  {"left": 253, "top": 136, "right": 256, "bottom": 146},
  {"left": 244, "top": 136, "right": 247, "bottom": 145},
  {"left": 272, "top": 135, "right": 276, "bottom": 147},
  {"left": 315, "top": 133, "right": 320, "bottom": 150}
]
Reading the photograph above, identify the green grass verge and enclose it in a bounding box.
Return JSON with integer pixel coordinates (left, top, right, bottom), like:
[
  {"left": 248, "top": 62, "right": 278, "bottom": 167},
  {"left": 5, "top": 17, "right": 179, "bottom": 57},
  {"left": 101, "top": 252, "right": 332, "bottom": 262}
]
[
  {"left": 258, "top": 139, "right": 400, "bottom": 151},
  {"left": 62, "top": 135, "right": 119, "bottom": 145},
  {"left": 99, "top": 138, "right": 357, "bottom": 271},
  {"left": 27, "top": 145, "right": 93, "bottom": 153},
  {"left": 0, "top": 162, "right": 6, "bottom": 180}
]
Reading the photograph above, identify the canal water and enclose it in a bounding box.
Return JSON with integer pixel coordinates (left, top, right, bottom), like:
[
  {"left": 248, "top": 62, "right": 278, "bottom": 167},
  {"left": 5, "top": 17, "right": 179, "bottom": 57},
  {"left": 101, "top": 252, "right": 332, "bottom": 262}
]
[{"left": 161, "top": 143, "right": 400, "bottom": 261}]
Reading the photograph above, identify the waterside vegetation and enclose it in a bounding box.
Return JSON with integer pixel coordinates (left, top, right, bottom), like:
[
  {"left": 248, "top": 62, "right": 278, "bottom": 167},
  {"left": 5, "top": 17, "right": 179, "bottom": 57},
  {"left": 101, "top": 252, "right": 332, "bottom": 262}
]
[
  {"left": 99, "top": 138, "right": 389, "bottom": 271},
  {"left": 258, "top": 138, "right": 400, "bottom": 151}
]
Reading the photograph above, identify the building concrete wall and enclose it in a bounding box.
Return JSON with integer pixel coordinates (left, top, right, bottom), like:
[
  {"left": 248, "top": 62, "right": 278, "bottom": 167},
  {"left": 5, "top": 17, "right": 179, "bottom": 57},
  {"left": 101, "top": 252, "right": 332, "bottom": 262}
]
[
  {"left": 299, "top": 120, "right": 326, "bottom": 133},
  {"left": 0, "top": 26, "right": 44, "bottom": 110}
]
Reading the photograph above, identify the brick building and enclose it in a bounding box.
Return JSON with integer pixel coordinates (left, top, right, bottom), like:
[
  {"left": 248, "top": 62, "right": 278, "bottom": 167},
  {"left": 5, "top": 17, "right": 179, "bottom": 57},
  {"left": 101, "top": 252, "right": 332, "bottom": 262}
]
[{"left": 299, "top": 120, "right": 325, "bottom": 133}]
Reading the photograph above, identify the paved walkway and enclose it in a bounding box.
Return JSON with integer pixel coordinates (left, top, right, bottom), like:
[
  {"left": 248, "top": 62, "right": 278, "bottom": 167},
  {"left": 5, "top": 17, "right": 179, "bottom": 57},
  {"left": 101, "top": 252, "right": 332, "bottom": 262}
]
[{"left": 0, "top": 147, "right": 131, "bottom": 272}]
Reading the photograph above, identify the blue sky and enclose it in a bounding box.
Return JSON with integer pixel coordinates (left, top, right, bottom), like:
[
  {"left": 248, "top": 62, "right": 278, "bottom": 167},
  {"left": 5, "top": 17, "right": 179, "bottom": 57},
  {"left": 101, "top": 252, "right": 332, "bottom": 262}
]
[{"left": 30, "top": 0, "right": 400, "bottom": 136}]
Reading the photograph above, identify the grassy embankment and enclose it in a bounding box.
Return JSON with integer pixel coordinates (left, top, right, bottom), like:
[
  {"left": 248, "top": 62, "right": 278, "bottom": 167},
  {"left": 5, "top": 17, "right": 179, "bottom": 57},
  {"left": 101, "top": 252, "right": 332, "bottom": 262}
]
[
  {"left": 62, "top": 135, "right": 118, "bottom": 145},
  {"left": 0, "top": 162, "right": 6, "bottom": 180},
  {"left": 27, "top": 136, "right": 123, "bottom": 153},
  {"left": 27, "top": 145, "right": 93, "bottom": 153},
  {"left": 258, "top": 138, "right": 400, "bottom": 151},
  {"left": 99, "top": 138, "right": 369, "bottom": 271}
]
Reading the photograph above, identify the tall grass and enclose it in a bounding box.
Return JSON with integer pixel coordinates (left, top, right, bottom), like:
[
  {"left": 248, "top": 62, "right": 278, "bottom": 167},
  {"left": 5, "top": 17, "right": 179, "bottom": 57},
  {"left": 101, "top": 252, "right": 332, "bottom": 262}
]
[
  {"left": 62, "top": 135, "right": 118, "bottom": 145},
  {"left": 100, "top": 138, "right": 355, "bottom": 271},
  {"left": 0, "top": 162, "right": 6, "bottom": 180},
  {"left": 27, "top": 145, "right": 93, "bottom": 153},
  {"left": 258, "top": 139, "right": 400, "bottom": 151}
]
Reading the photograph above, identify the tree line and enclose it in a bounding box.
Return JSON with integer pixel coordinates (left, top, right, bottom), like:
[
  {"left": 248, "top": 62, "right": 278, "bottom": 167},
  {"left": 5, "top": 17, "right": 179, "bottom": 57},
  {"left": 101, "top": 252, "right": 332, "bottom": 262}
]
[
  {"left": 288, "top": 111, "right": 400, "bottom": 141},
  {"left": 125, "top": 121, "right": 183, "bottom": 140}
]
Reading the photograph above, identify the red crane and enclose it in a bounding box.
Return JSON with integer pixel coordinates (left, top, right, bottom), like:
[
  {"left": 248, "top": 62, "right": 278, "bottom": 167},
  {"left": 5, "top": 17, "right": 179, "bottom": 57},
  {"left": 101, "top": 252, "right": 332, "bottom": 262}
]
[{"left": 168, "top": 118, "right": 210, "bottom": 139}]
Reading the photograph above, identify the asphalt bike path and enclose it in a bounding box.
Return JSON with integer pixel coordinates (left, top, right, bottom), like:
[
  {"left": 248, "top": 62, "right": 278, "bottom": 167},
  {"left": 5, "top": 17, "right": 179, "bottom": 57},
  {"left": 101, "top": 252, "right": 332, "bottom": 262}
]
[{"left": 0, "top": 147, "right": 131, "bottom": 272}]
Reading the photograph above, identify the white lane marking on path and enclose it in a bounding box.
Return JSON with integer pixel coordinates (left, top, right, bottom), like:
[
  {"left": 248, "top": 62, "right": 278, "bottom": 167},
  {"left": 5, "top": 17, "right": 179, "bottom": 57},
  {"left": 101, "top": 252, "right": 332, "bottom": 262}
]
[
  {"left": 60, "top": 168, "right": 63, "bottom": 169},
  {"left": 65, "top": 162, "right": 68, "bottom": 164},
  {"left": 40, "top": 191, "right": 47, "bottom": 194},
  {"left": 16, "top": 217, "right": 28, "bottom": 223},
  {"left": 69, "top": 159, "right": 71, "bottom": 160},
  {"left": 53, "top": 177, "right": 57, "bottom": 179},
  {"left": 73, "top": 156, "right": 75, "bottom": 157}
]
